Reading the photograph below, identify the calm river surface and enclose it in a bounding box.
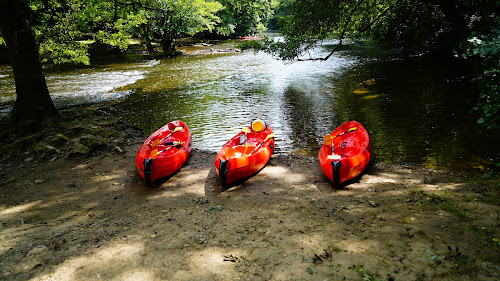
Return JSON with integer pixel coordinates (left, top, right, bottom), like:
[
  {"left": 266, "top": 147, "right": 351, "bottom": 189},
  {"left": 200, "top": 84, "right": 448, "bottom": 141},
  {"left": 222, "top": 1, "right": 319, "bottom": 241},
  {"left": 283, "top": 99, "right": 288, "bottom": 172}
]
[{"left": 1, "top": 37, "right": 498, "bottom": 173}]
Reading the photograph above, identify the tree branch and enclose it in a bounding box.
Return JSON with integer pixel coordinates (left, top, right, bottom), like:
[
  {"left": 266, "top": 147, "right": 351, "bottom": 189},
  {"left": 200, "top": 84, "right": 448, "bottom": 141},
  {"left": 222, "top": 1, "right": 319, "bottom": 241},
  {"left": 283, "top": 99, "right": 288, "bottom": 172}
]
[
  {"left": 358, "top": 0, "right": 404, "bottom": 33},
  {"left": 298, "top": 0, "right": 365, "bottom": 61},
  {"left": 297, "top": 0, "right": 403, "bottom": 62}
]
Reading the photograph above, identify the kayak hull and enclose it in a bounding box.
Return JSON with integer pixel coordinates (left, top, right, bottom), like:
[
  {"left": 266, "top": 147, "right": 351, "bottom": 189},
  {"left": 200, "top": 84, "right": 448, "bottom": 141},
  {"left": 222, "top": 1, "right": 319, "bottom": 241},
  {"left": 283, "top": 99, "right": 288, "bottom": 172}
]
[
  {"left": 240, "top": 36, "right": 263, "bottom": 40},
  {"left": 318, "top": 121, "right": 372, "bottom": 187},
  {"left": 214, "top": 126, "right": 274, "bottom": 188},
  {"left": 136, "top": 120, "right": 192, "bottom": 185}
]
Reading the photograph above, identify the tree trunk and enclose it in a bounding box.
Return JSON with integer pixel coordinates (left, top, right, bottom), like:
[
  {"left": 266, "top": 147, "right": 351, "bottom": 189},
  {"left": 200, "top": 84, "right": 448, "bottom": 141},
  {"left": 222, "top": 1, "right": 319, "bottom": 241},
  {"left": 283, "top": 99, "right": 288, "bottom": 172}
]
[
  {"left": 0, "top": 0, "right": 59, "bottom": 124},
  {"left": 141, "top": 24, "right": 154, "bottom": 53},
  {"left": 161, "top": 36, "right": 175, "bottom": 53}
]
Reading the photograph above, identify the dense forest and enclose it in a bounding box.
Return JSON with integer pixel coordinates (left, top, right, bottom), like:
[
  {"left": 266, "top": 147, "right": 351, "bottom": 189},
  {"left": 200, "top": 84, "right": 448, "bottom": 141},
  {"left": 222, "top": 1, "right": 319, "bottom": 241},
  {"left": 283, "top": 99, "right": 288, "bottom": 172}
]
[{"left": 0, "top": 0, "right": 499, "bottom": 128}]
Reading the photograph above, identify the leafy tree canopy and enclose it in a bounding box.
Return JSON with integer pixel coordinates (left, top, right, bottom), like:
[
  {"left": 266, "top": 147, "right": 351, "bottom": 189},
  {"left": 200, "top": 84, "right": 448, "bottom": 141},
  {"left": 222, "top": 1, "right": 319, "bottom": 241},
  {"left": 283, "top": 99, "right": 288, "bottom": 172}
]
[
  {"left": 1, "top": 0, "right": 226, "bottom": 64},
  {"left": 460, "top": 29, "right": 500, "bottom": 129},
  {"left": 0, "top": 0, "right": 276, "bottom": 64},
  {"left": 246, "top": 0, "right": 499, "bottom": 61},
  {"left": 145, "top": 0, "right": 223, "bottom": 51},
  {"left": 267, "top": 0, "right": 290, "bottom": 31},
  {"left": 213, "top": 0, "right": 274, "bottom": 37}
]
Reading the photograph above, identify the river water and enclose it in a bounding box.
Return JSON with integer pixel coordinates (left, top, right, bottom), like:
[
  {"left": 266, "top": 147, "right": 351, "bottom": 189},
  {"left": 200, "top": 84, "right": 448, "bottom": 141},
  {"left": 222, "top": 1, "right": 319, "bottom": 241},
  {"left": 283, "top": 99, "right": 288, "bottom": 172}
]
[{"left": 0, "top": 37, "right": 498, "bottom": 173}]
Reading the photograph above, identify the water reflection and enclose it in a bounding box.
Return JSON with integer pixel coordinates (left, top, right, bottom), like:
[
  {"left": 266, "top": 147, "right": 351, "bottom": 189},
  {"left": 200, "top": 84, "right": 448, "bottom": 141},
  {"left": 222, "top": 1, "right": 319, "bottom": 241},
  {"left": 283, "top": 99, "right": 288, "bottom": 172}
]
[
  {"left": 330, "top": 55, "right": 499, "bottom": 172},
  {"left": 113, "top": 41, "right": 357, "bottom": 154}
]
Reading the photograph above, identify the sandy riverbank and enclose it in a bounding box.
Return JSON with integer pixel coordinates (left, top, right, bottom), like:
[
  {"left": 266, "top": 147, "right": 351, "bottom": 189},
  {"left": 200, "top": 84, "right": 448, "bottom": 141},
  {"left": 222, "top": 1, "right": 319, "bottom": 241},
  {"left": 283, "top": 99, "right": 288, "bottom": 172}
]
[{"left": 0, "top": 109, "right": 499, "bottom": 280}]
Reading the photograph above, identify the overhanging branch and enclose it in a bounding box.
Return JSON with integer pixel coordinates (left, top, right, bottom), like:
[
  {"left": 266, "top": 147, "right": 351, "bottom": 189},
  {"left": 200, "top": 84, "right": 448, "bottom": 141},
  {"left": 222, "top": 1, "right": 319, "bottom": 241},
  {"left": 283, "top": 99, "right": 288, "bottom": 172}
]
[{"left": 297, "top": 0, "right": 403, "bottom": 62}]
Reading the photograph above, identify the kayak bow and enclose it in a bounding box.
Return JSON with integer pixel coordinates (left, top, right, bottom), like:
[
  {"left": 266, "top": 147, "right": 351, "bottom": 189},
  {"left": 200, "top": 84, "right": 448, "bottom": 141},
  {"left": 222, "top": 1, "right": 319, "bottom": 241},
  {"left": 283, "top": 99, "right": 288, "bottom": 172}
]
[
  {"left": 136, "top": 120, "right": 192, "bottom": 185},
  {"left": 214, "top": 122, "right": 274, "bottom": 188},
  {"left": 318, "top": 121, "right": 372, "bottom": 187}
]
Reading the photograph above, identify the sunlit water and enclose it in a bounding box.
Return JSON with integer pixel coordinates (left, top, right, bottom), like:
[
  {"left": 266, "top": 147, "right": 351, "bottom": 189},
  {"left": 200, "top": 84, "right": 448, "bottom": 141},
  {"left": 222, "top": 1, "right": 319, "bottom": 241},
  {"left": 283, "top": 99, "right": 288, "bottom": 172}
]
[{"left": 1, "top": 37, "right": 498, "bottom": 173}]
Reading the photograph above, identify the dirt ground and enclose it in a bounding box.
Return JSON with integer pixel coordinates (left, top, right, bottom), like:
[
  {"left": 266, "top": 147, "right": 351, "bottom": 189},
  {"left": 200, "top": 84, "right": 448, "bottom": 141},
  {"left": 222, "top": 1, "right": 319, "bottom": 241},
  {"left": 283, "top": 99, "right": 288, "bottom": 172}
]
[{"left": 1, "top": 112, "right": 499, "bottom": 281}]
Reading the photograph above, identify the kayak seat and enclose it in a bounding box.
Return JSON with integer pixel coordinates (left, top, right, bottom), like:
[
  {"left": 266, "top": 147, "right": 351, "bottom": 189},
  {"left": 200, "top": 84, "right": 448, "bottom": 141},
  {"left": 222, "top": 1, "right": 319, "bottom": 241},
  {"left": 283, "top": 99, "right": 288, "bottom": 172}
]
[
  {"left": 239, "top": 134, "right": 247, "bottom": 145},
  {"left": 160, "top": 139, "right": 179, "bottom": 147},
  {"left": 343, "top": 146, "right": 360, "bottom": 157},
  {"left": 225, "top": 144, "right": 257, "bottom": 159},
  {"left": 333, "top": 146, "right": 343, "bottom": 155}
]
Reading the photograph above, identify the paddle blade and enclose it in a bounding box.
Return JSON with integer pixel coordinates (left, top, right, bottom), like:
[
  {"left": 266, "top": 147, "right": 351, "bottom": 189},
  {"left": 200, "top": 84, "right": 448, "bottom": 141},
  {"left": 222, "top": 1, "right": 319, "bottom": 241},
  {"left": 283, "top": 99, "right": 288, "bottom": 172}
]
[
  {"left": 150, "top": 149, "right": 160, "bottom": 158},
  {"left": 324, "top": 127, "right": 358, "bottom": 145},
  {"left": 151, "top": 139, "right": 161, "bottom": 148},
  {"left": 324, "top": 134, "right": 334, "bottom": 145},
  {"left": 266, "top": 133, "right": 275, "bottom": 140},
  {"left": 242, "top": 127, "right": 251, "bottom": 134},
  {"left": 152, "top": 127, "right": 183, "bottom": 148}
]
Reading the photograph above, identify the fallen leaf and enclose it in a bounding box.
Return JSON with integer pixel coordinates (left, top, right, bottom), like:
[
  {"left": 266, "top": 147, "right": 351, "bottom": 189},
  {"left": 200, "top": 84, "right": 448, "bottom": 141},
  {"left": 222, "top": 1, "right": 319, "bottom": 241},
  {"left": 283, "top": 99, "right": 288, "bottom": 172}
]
[{"left": 209, "top": 205, "right": 223, "bottom": 212}]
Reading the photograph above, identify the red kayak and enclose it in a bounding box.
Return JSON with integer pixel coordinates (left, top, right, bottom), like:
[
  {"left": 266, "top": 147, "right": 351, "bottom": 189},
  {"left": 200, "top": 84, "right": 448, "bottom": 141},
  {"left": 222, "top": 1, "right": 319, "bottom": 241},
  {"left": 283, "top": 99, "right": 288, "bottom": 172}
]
[
  {"left": 318, "top": 121, "right": 372, "bottom": 187},
  {"left": 240, "top": 36, "right": 263, "bottom": 40},
  {"left": 214, "top": 120, "right": 275, "bottom": 188},
  {"left": 136, "top": 120, "right": 193, "bottom": 185}
]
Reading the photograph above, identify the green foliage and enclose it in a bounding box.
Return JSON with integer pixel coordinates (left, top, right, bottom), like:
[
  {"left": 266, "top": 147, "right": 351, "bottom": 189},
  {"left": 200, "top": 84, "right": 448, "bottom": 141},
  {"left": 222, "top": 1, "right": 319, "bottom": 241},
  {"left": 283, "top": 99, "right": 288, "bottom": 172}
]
[
  {"left": 267, "top": 0, "right": 291, "bottom": 30},
  {"left": 40, "top": 39, "right": 90, "bottom": 65},
  {"left": 460, "top": 28, "right": 500, "bottom": 129},
  {"left": 253, "top": 0, "right": 499, "bottom": 61},
  {"left": 370, "top": 2, "right": 447, "bottom": 50},
  {"left": 1, "top": 0, "right": 272, "bottom": 62},
  {"left": 214, "top": 0, "right": 273, "bottom": 36},
  {"left": 245, "top": 0, "right": 402, "bottom": 60},
  {"left": 30, "top": 0, "right": 91, "bottom": 64},
  {"left": 94, "top": 12, "right": 147, "bottom": 49},
  {"left": 147, "top": 0, "right": 223, "bottom": 49},
  {"left": 19, "top": 0, "right": 225, "bottom": 64}
]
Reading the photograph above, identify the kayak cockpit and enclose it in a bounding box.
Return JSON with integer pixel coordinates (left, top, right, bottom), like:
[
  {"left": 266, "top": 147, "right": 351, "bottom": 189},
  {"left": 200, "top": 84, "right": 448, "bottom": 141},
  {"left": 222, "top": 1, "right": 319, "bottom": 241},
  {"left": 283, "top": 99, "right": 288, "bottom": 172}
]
[{"left": 224, "top": 144, "right": 258, "bottom": 159}]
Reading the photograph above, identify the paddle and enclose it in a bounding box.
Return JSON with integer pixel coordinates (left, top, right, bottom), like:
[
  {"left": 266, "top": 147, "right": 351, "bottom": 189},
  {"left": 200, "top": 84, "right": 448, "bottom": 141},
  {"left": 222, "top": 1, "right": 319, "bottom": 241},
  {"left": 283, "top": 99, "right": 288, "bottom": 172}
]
[
  {"left": 150, "top": 142, "right": 184, "bottom": 158},
  {"left": 242, "top": 142, "right": 250, "bottom": 156},
  {"left": 247, "top": 133, "right": 275, "bottom": 156},
  {"left": 151, "top": 126, "right": 183, "bottom": 148},
  {"left": 324, "top": 127, "right": 357, "bottom": 145}
]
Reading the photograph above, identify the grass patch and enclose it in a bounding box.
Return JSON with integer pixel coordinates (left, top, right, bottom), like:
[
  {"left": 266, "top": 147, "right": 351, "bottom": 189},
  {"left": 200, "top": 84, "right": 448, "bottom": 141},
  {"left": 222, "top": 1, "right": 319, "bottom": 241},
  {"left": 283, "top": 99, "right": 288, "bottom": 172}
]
[{"left": 441, "top": 201, "right": 468, "bottom": 220}]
